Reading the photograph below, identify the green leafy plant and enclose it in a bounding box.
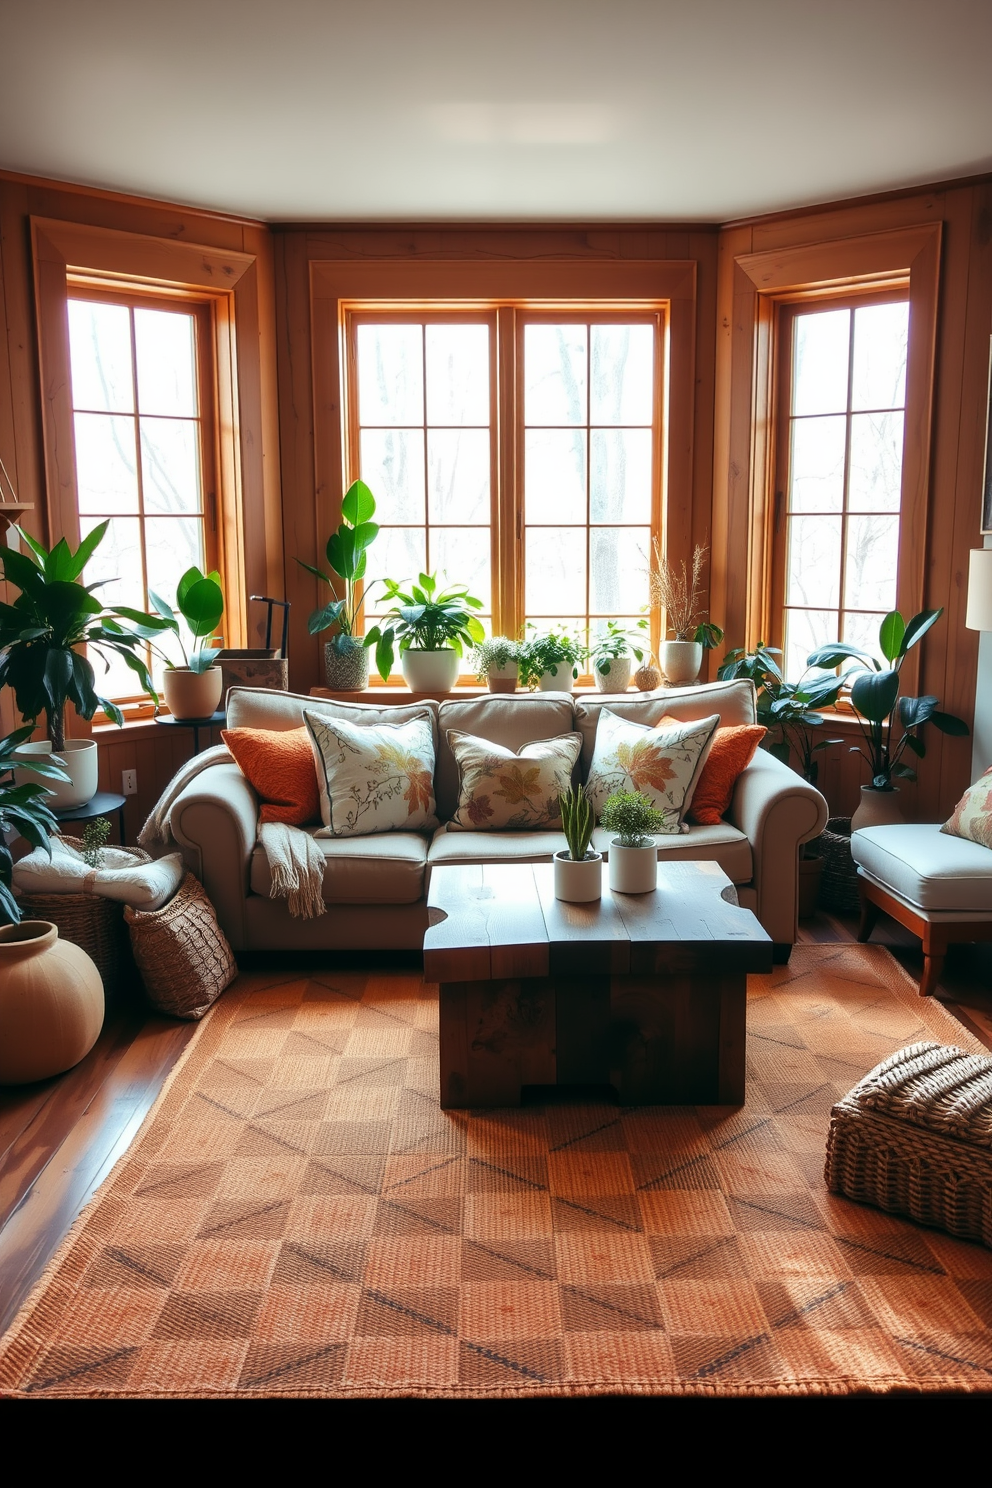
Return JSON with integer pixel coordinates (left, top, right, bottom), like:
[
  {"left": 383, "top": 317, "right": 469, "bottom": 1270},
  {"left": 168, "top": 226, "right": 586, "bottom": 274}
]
[
  {"left": 559, "top": 784, "right": 596, "bottom": 862},
  {"left": 365, "top": 572, "right": 485, "bottom": 682},
  {"left": 518, "top": 628, "right": 586, "bottom": 688},
  {"left": 806, "top": 609, "right": 969, "bottom": 790},
  {"left": 81, "top": 816, "right": 112, "bottom": 868},
  {"left": 0, "top": 523, "right": 167, "bottom": 749},
  {"left": 149, "top": 567, "right": 225, "bottom": 675},
  {"left": 599, "top": 789, "right": 667, "bottom": 847},
  {"left": 718, "top": 642, "right": 845, "bottom": 784},
  {"left": 472, "top": 636, "right": 519, "bottom": 679},
  {"left": 296, "top": 479, "right": 380, "bottom": 651},
  {"left": 589, "top": 619, "right": 649, "bottom": 678},
  {"left": 0, "top": 725, "right": 70, "bottom": 924}
]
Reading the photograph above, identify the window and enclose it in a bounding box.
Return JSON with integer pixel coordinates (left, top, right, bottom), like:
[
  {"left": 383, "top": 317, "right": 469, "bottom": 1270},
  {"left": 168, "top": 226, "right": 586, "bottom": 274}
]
[
  {"left": 66, "top": 289, "right": 217, "bottom": 701},
  {"left": 773, "top": 293, "right": 910, "bottom": 679}
]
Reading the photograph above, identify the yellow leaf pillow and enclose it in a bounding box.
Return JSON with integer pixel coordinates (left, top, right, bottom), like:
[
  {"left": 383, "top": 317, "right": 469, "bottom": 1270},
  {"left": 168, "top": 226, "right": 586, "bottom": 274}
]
[
  {"left": 303, "top": 709, "right": 437, "bottom": 837},
  {"left": 446, "top": 729, "right": 582, "bottom": 831},
  {"left": 585, "top": 707, "right": 720, "bottom": 832}
]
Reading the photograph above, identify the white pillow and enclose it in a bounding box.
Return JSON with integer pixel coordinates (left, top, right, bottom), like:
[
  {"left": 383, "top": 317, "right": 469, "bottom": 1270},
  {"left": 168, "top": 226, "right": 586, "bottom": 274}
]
[
  {"left": 585, "top": 707, "right": 720, "bottom": 832},
  {"left": 303, "top": 708, "right": 437, "bottom": 837},
  {"left": 13, "top": 837, "right": 184, "bottom": 911}
]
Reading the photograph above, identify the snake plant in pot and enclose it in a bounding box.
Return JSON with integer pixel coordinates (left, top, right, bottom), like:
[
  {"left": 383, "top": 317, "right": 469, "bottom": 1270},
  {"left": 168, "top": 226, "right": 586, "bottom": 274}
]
[
  {"left": 149, "top": 567, "right": 226, "bottom": 720},
  {"left": 297, "top": 479, "right": 380, "bottom": 691},
  {"left": 554, "top": 784, "right": 601, "bottom": 901}
]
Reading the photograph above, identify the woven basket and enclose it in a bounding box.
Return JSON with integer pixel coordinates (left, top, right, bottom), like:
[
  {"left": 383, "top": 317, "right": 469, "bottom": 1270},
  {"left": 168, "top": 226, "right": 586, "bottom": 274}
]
[
  {"left": 17, "top": 837, "right": 150, "bottom": 1002},
  {"left": 811, "top": 815, "right": 862, "bottom": 915},
  {"left": 125, "top": 872, "right": 237, "bottom": 1021}
]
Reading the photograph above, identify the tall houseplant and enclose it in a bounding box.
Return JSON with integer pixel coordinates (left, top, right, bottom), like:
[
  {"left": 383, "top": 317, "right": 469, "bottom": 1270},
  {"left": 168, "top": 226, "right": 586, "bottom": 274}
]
[
  {"left": 0, "top": 725, "right": 70, "bottom": 925},
  {"left": 297, "top": 479, "right": 380, "bottom": 691},
  {"left": 365, "top": 572, "right": 485, "bottom": 691},
  {"left": 650, "top": 541, "right": 723, "bottom": 685},
  {"left": 718, "top": 643, "right": 844, "bottom": 786},
  {"left": 150, "top": 566, "right": 226, "bottom": 720},
  {"left": 0, "top": 523, "right": 166, "bottom": 806}
]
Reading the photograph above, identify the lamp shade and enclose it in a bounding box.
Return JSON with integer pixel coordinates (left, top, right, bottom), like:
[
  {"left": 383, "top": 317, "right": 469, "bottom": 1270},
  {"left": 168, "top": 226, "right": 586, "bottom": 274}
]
[{"left": 966, "top": 549, "right": 992, "bottom": 631}]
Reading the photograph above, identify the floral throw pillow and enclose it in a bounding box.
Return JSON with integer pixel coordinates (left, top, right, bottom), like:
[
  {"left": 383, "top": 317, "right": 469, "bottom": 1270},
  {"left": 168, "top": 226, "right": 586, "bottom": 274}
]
[
  {"left": 941, "top": 767, "right": 992, "bottom": 850},
  {"left": 303, "top": 709, "right": 437, "bottom": 838},
  {"left": 446, "top": 729, "right": 582, "bottom": 830},
  {"left": 585, "top": 708, "right": 720, "bottom": 833}
]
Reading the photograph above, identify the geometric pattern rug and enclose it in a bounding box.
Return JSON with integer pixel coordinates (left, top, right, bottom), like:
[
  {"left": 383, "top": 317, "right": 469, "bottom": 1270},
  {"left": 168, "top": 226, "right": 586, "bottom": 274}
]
[{"left": 2, "top": 942, "right": 992, "bottom": 1398}]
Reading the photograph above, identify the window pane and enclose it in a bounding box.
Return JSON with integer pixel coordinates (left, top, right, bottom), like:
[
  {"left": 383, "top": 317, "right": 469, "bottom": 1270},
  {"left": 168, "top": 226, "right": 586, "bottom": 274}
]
[
  {"left": 80, "top": 515, "right": 146, "bottom": 697},
  {"left": 360, "top": 429, "right": 425, "bottom": 524},
  {"left": 852, "top": 301, "right": 909, "bottom": 412},
  {"left": 73, "top": 412, "right": 139, "bottom": 514},
  {"left": 525, "top": 526, "right": 586, "bottom": 615},
  {"left": 786, "top": 515, "right": 842, "bottom": 609},
  {"left": 590, "top": 324, "right": 653, "bottom": 425},
  {"left": 357, "top": 324, "right": 423, "bottom": 426},
  {"left": 525, "top": 429, "right": 586, "bottom": 524},
  {"left": 140, "top": 418, "right": 201, "bottom": 515},
  {"left": 792, "top": 309, "right": 850, "bottom": 416},
  {"left": 425, "top": 325, "right": 489, "bottom": 426},
  {"left": 134, "top": 309, "right": 197, "bottom": 418},
  {"left": 590, "top": 527, "right": 650, "bottom": 614},
  {"left": 363, "top": 527, "right": 427, "bottom": 615},
  {"left": 68, "top": 301, "right": 133, "bottom": 414},
  {"left": 848, "top": 411, "right": 904, "bottom": 512},
  {"left": 844, "top": 514, "right": 899, "bottom": 612},
  {"left": 590, "top": 428, "right": 652, "bottom": 524},
  {"left": 432, "top": 528, "right": 490, "bottom": 612},
  {"left": 524, "top": 324, "right": 587, "bottom": 426},
  {"left": 842, "top": 609, "right": 885, "bottom": 669},
  {"left": 784, "top": 607, "right": 838, "bottom": 683},
  {"left": 145, "top": 517, "right": 208, "bottom": 681},
  {"left": 789, "top": 415, "right": 846, "bottom": 513},
  {"left": 427, "top": 429, "right": 490, "bottom": 524}
]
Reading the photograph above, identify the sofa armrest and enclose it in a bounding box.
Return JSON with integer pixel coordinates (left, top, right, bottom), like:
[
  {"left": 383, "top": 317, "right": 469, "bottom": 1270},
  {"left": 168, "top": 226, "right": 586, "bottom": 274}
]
[
  {"left": 169, "top": 762, "right": 258, "bottom": 951},
  {"left": 728, "top": 749, "right": 828, "bottom": 948}
]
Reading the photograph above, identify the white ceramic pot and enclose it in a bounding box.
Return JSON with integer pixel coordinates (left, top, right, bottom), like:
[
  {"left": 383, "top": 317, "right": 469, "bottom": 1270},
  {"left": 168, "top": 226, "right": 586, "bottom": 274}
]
[
  {"left": 659, "top": 640, "right": 703, "bottom": 686},
  {"left": 594, "top": 658, "right": 632, "bottom": 693},
  {"left": 162, "top": 666, "right": 223, "bottom": 721},
  {"left": 851, "top": 785, "right": 903, "bottom": 832},
  {"left": 553, "top": 850, "right": 603, "bottom": 902},
  {"left": 486, "top": 661, "right": 519, "bottom": 694},
  {"left": 537, "top": 666, "right": 574, "bottom": 693},
  {"left": 608, "top": 840, "right": 658, "bottom": 894},
  {"left": 14, "top": 738, "right": 99, "bottom": 811},
  {"left": 0, "top": 920, "right": 104, "bottom": 1084},
  {"left": 401, "top": 648, "right": 460, "bottom": 692}
]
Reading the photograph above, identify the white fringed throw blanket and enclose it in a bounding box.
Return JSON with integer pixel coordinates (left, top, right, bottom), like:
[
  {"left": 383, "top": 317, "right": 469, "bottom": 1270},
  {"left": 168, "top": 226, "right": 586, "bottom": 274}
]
[{"left": 139, "top": 745, "right": 326, "bottom": 919}]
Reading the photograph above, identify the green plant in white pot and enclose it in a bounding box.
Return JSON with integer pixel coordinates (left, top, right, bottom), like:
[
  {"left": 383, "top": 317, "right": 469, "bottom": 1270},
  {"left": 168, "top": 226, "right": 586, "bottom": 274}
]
[
  {"left": 365, "top": 572, "right": 485, "bottom": 691},
  {"left": 150, "top": 567, "right": 226, "bottom": 720},
  {"left": 554, "top": 784, "right": 601, "bottom": 902},
  {"left": 519, "top": 628, "right": 585, "bottom": 692},
  {"left": 600, "top": 790, "right": 666, "bottom": 894},
  {"left": 589, "top": 619, "right": 649, "bottom": 694},
  {"left": 473, "top": 636, "right": 520, "bottom": 693},
  {"left": 297, "top": 479, "right": 379, "bottom": 691}
]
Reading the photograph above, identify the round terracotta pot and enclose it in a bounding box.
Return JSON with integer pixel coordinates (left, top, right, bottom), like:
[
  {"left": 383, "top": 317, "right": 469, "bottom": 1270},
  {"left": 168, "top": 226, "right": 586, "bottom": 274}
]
[
  {"left": 660, "top": 640, "right": 703, "bottom": 686},
  {"left": 14, "top": 738, "right": 99, "bottom": 810},
  {"left": 162, "top": 666, "right": 223, "bottom": 721},
  {"left": 851, "top": 785, "right": 903, "bottom": 832},
  {"left": 608, "top": 840, "right": 658, "bottom": 894},
  {"left": 553, "top": 850, "right": 602, "bottom": 902},
  {"left": 401, "top": 648, "right": 460, "bottom": 692},
  {"left": 486, "top": 661, "right": 519, "bottom": 694},
  {"left": 0, "top": 921, "right": 104, "bottom": 1084},
  {"left": 594, "top": 658, "right": 632, "bottom": 693}
]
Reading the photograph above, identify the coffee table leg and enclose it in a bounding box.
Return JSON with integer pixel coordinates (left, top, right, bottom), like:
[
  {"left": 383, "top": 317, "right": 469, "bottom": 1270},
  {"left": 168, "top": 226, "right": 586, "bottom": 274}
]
[
  {"left": 608, "top": 974, "right": 747, "bottom": 1106},
  {"left": 439, "top": 978, "right": 556, "bottom": 1109}
]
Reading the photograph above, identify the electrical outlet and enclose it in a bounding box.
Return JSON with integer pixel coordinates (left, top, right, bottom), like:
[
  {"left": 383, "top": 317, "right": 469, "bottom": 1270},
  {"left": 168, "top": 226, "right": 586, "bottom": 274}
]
[{"left": 122, "top": 769, "right": 137, "bottom": 796}]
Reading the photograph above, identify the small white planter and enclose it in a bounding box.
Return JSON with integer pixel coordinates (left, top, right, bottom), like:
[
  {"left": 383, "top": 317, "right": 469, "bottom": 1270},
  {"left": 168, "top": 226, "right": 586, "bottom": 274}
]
[
  {"left": 608, "top": 839, "right": 658, "bottom": 894},
  {"left": 486, "top": 661, "right": 519, "bottom": 694},
  {"left": 660, "top": 640, "right": 703, "bottom": 686},
  {"left": 554, "top": 850, "right": 603, "bottom": 902},
  {"left": 163, "top": 666, "right": 223, "bottom": 721},
  {"left": 401, "top": 648, "right": 460, "bottom": 692},
  {"left": 594, "top": 658, "right": 632, "bottom": 693},
  {"left": 14, "top": 738, "right": 99, "bottom": 811},
  {"left": 537, "top": 666, "right": 575, "bottom": 693}
]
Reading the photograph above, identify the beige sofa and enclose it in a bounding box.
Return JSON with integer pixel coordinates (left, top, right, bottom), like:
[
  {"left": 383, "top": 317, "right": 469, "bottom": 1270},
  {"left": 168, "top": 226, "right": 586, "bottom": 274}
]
[{"left": 168, "top": 679, "right": 828, "bottom": 958}]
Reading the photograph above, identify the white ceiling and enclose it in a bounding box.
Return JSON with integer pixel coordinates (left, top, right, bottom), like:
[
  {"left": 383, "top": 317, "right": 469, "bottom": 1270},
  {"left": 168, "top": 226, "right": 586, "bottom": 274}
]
[{"left": 1, "top": 0, "right": 991, "bottom": 224}]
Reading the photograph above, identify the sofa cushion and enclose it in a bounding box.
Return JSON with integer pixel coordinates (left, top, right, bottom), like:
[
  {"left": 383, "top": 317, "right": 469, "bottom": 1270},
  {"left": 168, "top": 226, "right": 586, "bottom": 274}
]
[
  {"left": 446, "top": 728, "right": 582, "bottom": 830},
  {"left": 585, "top": 707, "right": 719, "bottom": 829},
  {"left": 227, "top": 687, "right": 440, "bottom": 755},
  {"left": 250, "top": 829, "right": 428, "bottom": 904},
  {"left": 683, "top": 723, "right": 767, "bottom": 825},
  {"left": 941, "top": 765, "right": 992, "bottom": 850},
  {"left": 435, "top": 693, "right": 575, "bottom": 821},
  {"left": 851, "top": 823, "right": 992, "bottom": 913},
  {"left": 574, "top": 679, "right": 757, "bottom": 779},
  {"left": 304, "top": 709, "right": 437, "bottom": 837},
  {"left": 221, "top": 724, "right": 320, "bottom": 826}
]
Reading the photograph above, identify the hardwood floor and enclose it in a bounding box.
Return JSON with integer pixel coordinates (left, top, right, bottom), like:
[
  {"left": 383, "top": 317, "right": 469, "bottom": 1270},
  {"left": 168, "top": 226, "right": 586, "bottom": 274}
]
[{"left": 2, "top": 918, "right": 991, "bottom": 1338}]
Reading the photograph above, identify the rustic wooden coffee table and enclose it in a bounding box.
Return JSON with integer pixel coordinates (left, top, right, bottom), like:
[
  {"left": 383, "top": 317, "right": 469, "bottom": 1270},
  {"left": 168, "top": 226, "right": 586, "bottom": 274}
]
[{"left": 425, "top": 861, "right": 772, "bottom": 1108}]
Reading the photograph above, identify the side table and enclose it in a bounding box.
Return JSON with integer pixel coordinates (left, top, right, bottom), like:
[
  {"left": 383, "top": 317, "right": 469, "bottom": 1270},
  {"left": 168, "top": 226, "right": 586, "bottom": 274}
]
[
  {"left": 154, "top": 710, "right": 226, "bottom": 756},
  {"left": 55, "top": 790, "right": 128, "bottom": 845}
]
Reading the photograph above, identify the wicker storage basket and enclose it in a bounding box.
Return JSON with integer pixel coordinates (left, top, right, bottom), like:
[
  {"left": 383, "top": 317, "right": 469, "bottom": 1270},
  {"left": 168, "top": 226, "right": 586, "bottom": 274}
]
[
  {"left": 17, "top": 837, "right": 150, "bottom": 1003},
  {"left": 125, "top": 872, "right": 237, "bottom": 1020},
  {"left": 825, "top": 1041, "right": 992, "bottom": 1248},
  {"left": 812, "top": 815, "right": 862, "bottom": 915}
]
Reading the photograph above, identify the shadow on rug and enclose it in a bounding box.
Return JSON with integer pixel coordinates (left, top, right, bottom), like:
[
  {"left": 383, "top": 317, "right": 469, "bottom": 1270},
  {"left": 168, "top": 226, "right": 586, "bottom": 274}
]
[{"left": 2, "top": 943, "right": 991, "bottom": 1398}]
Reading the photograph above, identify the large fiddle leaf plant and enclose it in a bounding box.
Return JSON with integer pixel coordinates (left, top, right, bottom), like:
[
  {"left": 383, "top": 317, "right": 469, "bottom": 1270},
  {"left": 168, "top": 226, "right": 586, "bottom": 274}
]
[{"left": 296, "top": 479, "right": 380, "bottom": 651}]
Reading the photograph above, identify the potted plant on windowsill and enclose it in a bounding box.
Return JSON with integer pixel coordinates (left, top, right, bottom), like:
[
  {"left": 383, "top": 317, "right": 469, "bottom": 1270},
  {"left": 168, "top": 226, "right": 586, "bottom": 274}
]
[
  {"left": 650, "top": 540, "right": 723, "bottom": 686},
  {"left": 473, "top": 636, "right": 520, "bottom": 693},
  {"left": 149, "top": 567, "right": 226, "bottom": 720},
  {"left": 365, "top": 572, "right": 485, "bottom": 691},
  {"left": 0, "top": 523, "right": 166, "bottom": 808},
  {"left": 519, "top": 629, "right": 586, "bottom": 692},
  {"left": 554, "top": 784, "right": 601, "bottom": 902},
  {"left": 599, "top": 790, "right": 666, "bottom": 894},
  {"left": 589, "top": 619, "right": 649, "bottom": 694},
  {"left": 296, "top": 479, "right": 379, "bottom": 691}
]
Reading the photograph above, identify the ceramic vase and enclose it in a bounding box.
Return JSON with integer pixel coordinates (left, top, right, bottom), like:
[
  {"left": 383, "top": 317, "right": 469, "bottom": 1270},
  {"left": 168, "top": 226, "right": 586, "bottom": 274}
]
[
  {"left": 14, "top": 738, "right": 99, "bottom": 810},
  {"left": 324, "top": 636, "right": 369, "bottom": 691},
  {"left": 401, "top": 648, "right": 459, "bottom": 692},
  {"left": 486, "top": 661, "right": 519, "bottom": 694},
  {"left": 659, "top": 640, "right": 703, "bottom": 686},
  {"left": 595, "top": 658, "right": 632, "bottom": 693},
  {"left": 851, "top": 785, "right": 903, "bottom": 832},
  {"left": 553, "top": 850, "right": 603, "bottom": 902},
  {"left": 163, "top": 666, "right": 223, "bottom": 721},
  {"left": 537, "top": 667, "right": 574, "bottom": 693},
  {"left": 0, "top": 921, "right": 104, "bottom": 1084},
  {"left": 608, "top": 840, "right": 658, "bottom": 894}
]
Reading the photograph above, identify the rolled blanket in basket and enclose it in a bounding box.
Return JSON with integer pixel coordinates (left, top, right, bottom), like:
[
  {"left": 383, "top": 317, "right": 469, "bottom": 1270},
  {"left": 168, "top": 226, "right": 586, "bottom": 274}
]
[{"left": 14, "top": 836, "right": 184, "bottom": 911}]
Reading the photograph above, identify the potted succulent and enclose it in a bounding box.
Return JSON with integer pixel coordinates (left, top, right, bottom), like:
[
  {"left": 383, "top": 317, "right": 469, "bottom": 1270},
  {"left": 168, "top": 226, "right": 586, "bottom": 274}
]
[
  {"left": 807, "top": 608, "right": 969, "bottom": 831},
  {"left": 519, "top": 628, "right": 586, "bottom": 692},
  {"left": 365, "top": 571, "right": 485, "bottom": 691},
  {"left": 589, "top": 619, "right": 649, "bottom": 694},
  {"left": 0, "top": 724, "right": 70, "bottom": 925},
  {"left": 554, "top": 784, "right": 602, "bottom": 901},
  {"left": 599, "top": 790, "right": 666, "bottom": 893},
  {"left": 149, "top": 566, "right": 226, "bottom": 720},
  {"left": 0, "top": 522, "right": 166, "bottom": 807},
  {"left": 650, "top": 540, "right": 723, "bottom": 685},
  {"left": 297, "top": 479, "right": 380, "bottom": 691},
  {"left": 473, "top": 636, "right": 520, "bottom": 693}
]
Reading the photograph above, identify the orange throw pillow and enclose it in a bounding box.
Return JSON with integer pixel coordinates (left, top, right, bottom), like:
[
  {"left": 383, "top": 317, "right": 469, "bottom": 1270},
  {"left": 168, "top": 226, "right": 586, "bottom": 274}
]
[
  {"left": 683, "top": 723, "right": 766, "bottom": 825},
  {"left": 221, "top": 726, "right": 320, "bottom": 827}
]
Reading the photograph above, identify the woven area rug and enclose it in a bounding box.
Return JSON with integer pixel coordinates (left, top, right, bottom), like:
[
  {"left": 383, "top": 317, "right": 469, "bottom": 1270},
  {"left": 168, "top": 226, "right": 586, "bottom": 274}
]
[{"left": 2, "top": 942, "right": 992, "bottom": 1398}]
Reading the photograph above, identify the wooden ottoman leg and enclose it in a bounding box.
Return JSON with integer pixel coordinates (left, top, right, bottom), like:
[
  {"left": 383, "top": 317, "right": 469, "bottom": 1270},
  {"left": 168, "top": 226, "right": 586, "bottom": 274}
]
[
  {"left": 919, "top": 925, "right": 949, "bottom": 999},
  {"left": 857, "top": 885, "right": 881, "bottom": 943}
]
